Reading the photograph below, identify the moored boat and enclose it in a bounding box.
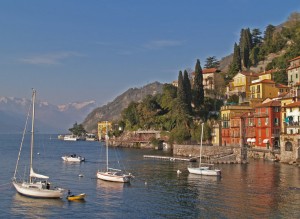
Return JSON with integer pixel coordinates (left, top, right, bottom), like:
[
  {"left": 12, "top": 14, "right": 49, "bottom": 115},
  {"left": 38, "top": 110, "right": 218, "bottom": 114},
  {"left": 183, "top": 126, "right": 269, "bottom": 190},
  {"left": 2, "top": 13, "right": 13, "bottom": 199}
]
[
  {"left": 187, "top": 123, "right": 221, "bottom": 176},
  {"left": 62, "top": 154, "right": 85, "bottom": 162},
  {"left": 96, "top": 121, "right": 133, "bottom": 183},
  {"left": 12, "top": 89, "right": 65, "bottom": 198},
  {"left": 63, "top": 135, "right": 79, "bottom": 141},
  {"left": 67, "top": 193, "right": 86, "bottom": 201}
]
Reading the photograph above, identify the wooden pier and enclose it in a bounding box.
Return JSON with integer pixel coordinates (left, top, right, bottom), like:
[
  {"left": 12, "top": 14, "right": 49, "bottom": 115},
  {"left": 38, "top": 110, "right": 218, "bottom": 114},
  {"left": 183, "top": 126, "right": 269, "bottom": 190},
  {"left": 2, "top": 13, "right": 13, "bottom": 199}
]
[{"left": 143, "top": 155, "right": 197, "bottom": 162}]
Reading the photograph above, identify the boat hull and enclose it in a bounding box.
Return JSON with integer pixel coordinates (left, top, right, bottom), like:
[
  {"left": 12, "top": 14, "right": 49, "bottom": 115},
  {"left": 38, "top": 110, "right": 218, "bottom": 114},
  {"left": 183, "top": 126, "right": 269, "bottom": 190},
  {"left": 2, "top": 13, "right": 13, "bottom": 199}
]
[
  {"left": 67, "top": 193, "right": 86, "bottom": 201},
  {"left": 13, "top": 181, "right": 64, "bottom": 198},
  {"left": 61, "top": 156, "right": 85, "bottom": 162},
  {"left": 188, "top": 167, "right": 221, "bottom": 176},
  {"left": 97, "top": 171, "right": 131, "bottom": 183}
]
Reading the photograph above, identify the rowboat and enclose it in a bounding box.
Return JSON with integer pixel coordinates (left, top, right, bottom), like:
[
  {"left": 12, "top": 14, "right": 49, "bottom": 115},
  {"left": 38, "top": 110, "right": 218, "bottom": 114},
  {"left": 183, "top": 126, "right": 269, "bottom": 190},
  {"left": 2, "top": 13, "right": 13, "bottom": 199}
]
[{"left": 67, "top": 193, "right": 86, "bottom": 201}]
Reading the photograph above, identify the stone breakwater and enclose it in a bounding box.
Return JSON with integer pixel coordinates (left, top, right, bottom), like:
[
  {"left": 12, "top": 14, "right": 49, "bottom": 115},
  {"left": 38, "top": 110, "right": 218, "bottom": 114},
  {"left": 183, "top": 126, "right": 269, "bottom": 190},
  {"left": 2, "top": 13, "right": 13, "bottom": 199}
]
[{"left": 172, "top": 144, "right": 247, "bottom": 164}]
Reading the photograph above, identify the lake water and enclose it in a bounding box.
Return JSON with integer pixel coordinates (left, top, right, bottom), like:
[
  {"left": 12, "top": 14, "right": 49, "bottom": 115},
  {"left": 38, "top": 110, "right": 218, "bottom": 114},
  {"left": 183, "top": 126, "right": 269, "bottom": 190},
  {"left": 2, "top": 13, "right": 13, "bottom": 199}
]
[{"left": 0, "top": 134, "right": 299, "bottom": 218}]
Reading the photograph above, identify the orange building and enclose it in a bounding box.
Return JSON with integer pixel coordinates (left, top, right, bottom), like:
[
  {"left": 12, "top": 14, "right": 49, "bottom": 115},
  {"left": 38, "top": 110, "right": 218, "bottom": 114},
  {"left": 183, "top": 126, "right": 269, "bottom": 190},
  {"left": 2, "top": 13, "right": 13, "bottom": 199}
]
[{"left": 254, "top": 100, "right": 281, "bottom": 149}]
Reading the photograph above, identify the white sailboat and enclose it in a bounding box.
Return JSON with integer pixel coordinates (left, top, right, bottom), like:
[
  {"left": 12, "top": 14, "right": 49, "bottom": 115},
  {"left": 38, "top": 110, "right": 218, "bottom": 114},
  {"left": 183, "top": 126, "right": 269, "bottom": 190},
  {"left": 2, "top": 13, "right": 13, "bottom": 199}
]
[
  {"left": 96, "top": 121, "right": 133, "bottom": 183},
  {"left": 12, "top": 89, "right": 65, "bottom": 198},
  {"left": 188, "top": 123, "right": 221, "bottom": 176}
]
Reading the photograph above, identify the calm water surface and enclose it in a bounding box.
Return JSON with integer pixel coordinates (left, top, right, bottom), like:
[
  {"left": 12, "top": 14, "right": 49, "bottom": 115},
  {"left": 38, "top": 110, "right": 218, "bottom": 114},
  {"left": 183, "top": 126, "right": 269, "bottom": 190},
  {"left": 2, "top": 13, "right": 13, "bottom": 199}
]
[{"left": 0, "top": 134, "right": 299, "bottom": 218}]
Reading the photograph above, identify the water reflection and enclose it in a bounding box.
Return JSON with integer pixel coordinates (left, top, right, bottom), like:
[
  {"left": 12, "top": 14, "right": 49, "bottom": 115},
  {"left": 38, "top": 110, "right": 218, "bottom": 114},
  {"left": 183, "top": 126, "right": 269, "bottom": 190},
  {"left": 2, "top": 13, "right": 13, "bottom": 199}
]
[
  {"left": 96, "top": 179, "right": 126, "bottom": 192},
  {"left": 187, "top": 173, "right": 221, "bottom": 184},
  {"left": 10, "top": 194, "right": 64, "bottom": 218}
]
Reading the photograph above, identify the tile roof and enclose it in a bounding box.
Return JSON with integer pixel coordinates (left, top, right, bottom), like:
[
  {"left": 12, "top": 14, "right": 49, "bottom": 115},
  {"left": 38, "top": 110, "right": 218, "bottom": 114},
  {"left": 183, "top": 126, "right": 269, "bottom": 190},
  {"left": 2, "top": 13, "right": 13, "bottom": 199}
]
[
  {"left": 202, "top": 68, "right": 218, "bottom": 74},
  {"left": 251, "top": 79, "right": 275, "bottom": 85},
  {"left": 257, "top": 69, "right": 277, "bottom": 75},
  {"left": 288, "top": 56, "right": 300, "bottom": 62},
  {"left": 282, "top": 101, "right": 300, "bottom": 108},
  {"left": 255, "top": 100, "right": 281, "bottom": 108},
  {"left": 276, "top": 83, "right": 289, "bottom": 88}
]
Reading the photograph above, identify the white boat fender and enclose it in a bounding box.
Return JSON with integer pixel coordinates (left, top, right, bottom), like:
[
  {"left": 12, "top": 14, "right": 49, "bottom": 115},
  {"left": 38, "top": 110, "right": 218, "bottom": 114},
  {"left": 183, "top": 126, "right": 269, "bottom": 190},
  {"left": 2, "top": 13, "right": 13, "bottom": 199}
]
[{"left": 177, "top": 170, "right": 182, "bottom": 174}]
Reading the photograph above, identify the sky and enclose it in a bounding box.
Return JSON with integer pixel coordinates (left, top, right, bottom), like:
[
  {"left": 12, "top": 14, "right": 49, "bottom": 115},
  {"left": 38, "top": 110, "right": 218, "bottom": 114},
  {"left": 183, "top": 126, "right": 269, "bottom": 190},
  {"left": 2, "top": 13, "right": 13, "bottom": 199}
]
[{"left": 0, "top": 0, "right": 299, "bottom": 106}]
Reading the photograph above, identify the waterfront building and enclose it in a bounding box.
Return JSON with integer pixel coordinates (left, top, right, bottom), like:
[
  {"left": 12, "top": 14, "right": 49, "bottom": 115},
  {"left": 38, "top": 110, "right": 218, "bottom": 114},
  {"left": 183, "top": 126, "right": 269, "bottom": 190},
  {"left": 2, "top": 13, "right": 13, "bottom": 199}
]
[
  {"left": 253, "top": 100, "right": 281, "bottom": 149},
  {"left": 220, "top": 104, "right": 253, "bottom": 146},
  {"left": 211, "top": 121, "right": 222, "bottom": 146},
  {"left": 241, "top": 111, "right": 256, "bottom": 147},
  {"left": 280, "top": 101, "right": 300, "bottom": 163},
  {"left": 230, "top": 116, "right": 241, "bottom": 147}
]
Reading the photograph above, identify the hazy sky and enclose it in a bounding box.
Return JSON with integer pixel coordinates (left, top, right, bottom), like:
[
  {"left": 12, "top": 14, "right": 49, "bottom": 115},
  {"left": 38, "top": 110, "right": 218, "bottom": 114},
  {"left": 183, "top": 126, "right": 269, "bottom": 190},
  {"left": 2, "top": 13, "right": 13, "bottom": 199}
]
[{"left": 0, "top": 0, "right": 299, "bottom": 105}]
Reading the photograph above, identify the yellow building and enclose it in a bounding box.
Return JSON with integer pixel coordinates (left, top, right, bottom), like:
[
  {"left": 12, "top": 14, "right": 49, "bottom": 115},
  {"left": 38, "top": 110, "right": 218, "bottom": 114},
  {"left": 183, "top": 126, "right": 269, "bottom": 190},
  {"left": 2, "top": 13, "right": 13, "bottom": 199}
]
[
  {"left": 257, "top": 69, "right": 276, "bottom": 81},
  {"left": 249, "top": 79, "right": 279, "bottom": 107},
  {"left": 97, "top": 121, "right": 112, "bottom": 140},
  {"left": 226, "top": 72, "right": 258, "bottom": 103}
]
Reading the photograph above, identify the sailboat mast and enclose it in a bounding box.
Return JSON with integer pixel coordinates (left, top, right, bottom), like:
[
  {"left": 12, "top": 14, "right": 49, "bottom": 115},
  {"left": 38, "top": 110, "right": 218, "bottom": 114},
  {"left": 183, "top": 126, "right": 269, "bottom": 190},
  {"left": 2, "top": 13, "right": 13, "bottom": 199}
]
[
  {"left": 30, "top": 89, "right": 36, "bottom": 183},
  {"left": 199, "top": 123, "right": 204, "bottom": 168},
  {"left": 105, "top": 121, "right": 108, "bottom": 172}
]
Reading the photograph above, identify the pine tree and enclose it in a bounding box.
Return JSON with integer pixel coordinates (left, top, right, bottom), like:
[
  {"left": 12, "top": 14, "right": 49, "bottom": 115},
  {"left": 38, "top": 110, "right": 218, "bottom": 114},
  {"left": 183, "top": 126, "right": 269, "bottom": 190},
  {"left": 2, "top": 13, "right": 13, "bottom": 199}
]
[
  {"left": 193, "top": 59, "right": 204, "bottom": 109},
  {"left": 204, "top": 56, "right": 220, "bottom": 69},
  {"left": 183, "top": 70, "right": 192, "bottom": 113},
  {"left": 252, "top": 28, "right": 262, "bottom": 46}
]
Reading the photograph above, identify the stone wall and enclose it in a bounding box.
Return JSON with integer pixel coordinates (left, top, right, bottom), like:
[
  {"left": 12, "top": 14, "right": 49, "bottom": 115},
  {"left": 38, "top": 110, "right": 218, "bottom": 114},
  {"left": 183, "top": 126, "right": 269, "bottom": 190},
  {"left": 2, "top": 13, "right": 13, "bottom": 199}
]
[
  {"left": 172, "top": 144, "right": 245, "bottom": 163},
  {"left": 280, "top": 135, "right": 300, "bottom": 163}
]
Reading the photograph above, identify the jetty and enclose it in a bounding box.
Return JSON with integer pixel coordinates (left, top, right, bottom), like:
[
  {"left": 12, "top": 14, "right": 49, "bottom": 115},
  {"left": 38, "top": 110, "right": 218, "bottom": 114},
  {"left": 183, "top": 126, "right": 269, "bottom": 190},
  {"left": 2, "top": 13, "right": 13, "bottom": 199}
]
[{"left": 143, "top": 155, "right": 197, "bottom": 162}]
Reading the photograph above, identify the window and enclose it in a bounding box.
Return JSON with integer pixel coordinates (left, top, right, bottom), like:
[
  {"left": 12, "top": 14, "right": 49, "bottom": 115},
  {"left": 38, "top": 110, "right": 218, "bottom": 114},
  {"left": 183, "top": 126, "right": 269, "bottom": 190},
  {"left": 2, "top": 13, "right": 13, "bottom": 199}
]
[
  {"left": 258, "top": 118, "right": 261, "bottom": 126},
  {"left": 259, "top": 129, "right": 261, "bottom": 137},
  {"left": 265, "top": 118, "right": 269, "bottom": 125},
  {"left": 274, "top": 118, "right": 279, "bottom": 125},
  {"left": 266, "top": 128, "right": 269, "bottom": 137},
  {"left": 285, "top": 141, "right": 293, "bottom": 151},
  {"left": 257, "top": 85, "right": 260, "bottom": 93}
]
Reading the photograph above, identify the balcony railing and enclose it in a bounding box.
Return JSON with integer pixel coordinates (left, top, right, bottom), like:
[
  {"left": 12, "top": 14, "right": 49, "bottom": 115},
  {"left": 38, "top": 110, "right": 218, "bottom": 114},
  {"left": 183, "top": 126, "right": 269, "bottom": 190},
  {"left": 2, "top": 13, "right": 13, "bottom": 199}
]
[
  {"left": 254, "top": 112, "right": 269, "bottom": 117},
  {"left": 285, "top": 121, "right": 300, "bottom": 127}
]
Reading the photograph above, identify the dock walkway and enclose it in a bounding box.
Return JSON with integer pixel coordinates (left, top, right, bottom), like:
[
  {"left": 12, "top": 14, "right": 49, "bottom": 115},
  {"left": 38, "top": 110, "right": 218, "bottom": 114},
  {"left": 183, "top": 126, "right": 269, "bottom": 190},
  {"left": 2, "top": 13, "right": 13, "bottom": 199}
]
[{"left": 143, "top": 155, "right": 197, "bottom": 162}]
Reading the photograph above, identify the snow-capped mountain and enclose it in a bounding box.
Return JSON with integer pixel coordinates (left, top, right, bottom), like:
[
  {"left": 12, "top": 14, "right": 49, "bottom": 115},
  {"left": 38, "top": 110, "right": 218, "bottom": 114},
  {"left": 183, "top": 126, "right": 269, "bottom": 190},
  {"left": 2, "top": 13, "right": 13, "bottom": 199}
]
[{"left": 0, "top": 96, "right": 96, "bottom": 133}]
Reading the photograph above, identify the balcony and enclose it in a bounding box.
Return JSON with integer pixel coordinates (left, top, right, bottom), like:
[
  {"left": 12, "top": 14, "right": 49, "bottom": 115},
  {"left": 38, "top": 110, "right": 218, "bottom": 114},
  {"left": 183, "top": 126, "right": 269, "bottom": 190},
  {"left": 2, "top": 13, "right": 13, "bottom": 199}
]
[
  {"left": 285, "top": 121, "right": 300, "bottom": 127},
  {"left": 254, "top": 112, "right": 269, "bottom": 117},
  {"left": 271, "top": 133, "right": 280, "bottom": 138}
]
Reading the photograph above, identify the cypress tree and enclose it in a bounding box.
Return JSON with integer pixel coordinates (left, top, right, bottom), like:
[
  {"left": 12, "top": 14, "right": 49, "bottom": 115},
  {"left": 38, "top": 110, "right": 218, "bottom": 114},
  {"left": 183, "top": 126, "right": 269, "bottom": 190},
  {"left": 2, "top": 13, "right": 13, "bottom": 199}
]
[
  {"left": 228, "top": 43, "right": 241, "bottom": 78},
  {"left": 183, "top": 70, "right": 192, "bottom": 113},
  {"left": 239, "top": 28, "right": 252, "bottom": 69},
  {"left": 193, "top": 59, "right": 204, "bottom": 109},
  {"left": 177, "top": 71, "right": 186, "bottom": 111}
]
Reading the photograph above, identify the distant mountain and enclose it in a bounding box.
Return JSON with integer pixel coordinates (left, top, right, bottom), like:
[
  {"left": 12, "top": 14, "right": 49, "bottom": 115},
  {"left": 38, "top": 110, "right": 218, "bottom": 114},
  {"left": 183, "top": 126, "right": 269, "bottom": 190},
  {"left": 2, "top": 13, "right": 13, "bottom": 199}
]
[
  {"left": 0, "top": 96, "right": 96, "bottom": 133},
  {"left": 82, "top": 81, "right": 164, "bottom": 133}
]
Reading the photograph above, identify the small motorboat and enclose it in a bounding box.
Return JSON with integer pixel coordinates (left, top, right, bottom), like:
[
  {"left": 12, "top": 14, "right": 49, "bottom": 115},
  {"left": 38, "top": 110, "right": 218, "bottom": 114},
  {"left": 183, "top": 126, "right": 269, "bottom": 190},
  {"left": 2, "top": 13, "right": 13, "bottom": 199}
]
[
  {"left": 62, "top": 154, "right": 85, "bottom": 162},
  {"left": 67, "top": 193, "right": 86, "bottom": 201}
]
